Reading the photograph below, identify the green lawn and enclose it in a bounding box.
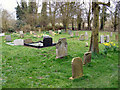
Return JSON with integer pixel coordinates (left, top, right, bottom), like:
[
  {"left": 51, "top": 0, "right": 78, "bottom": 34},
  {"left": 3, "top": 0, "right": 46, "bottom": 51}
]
[{"left": 1, "top": 31, "right": 119, "bottom": 88}]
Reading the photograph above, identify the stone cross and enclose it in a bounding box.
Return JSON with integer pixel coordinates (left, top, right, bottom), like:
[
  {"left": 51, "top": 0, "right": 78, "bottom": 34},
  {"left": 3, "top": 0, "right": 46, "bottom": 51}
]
[
  {"left": 79, "top": 34, "right": 85, "bottom": 41},
  {"left": 100, "top": 35, "right": 104, "bottom": 43},
  {"left": 6, "top": 35, "right": 11, "bottom": 41},
  {"left": 83, "top": 52, "right": 91, "bottom": 65},
  {"left": 69, "top": 57, "right": 83, "bottom": 80},
  {"left": 56, "top": 38, "right": 67, "bottom": 58},
  {"left": 14, "top": 39, "right": 24, "bottom": 45},
  {"left": 24, "top": 39, "right": 33, "bottom": 44}
]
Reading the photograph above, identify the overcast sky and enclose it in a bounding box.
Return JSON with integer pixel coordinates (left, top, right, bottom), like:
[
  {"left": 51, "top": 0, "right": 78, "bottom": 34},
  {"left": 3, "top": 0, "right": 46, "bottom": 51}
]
[{"left": 1, "top": 0, "right": 119, "bottom": 19}]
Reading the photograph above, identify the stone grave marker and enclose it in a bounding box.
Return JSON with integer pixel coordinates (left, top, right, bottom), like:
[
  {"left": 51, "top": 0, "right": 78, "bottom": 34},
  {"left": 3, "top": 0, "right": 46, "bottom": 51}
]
[
  {"left": 6, "top": 35, "right": 11, "bottom": 41},
  {"left": 100, "top": 35, "right": 104, "bottom": 43},
  {"left": 85, "top": 32, "right": 88, "bottom": 40},
  {"left": 24, "top": 39, "right": 33, "bottom": 44},
  {"left": 14, "top": 39, "right": 24, "bottom": 45},
  {"left": 110, "top": 32, "right": 112, "bottom": 37},
  {"left": 106, "top": 35, "right": 109, "bottom": 42},
  {"left": 49, "top": 30, "right": 53, "bottom": 35},
  {"left": 79, "top": 34, "right": 85, "bottom": 41},
  {"left": 43, "top": 36, "right": 52, "bottom": 46},
  {"left": 75, "top": 31, "right": 79, "bottom": 36},
  {"left": 85, "top": 42, "right": 88, "bottom": 47},
  {"left": 70, "top": 32, "right": 74, "bottom": 37},
  {"left": 20, "top": 31, "right": 23, "bottom": 34},
  {"left": 51, "top": 32, "right": 55, "bottom": 36},
  {"left": 69, "top": 57, "right": 83, "bottom": 80},
  {"left": 56, "top": 38, "right": 67, "bottom": 58},
  {"left": 30, "top": 31, "right": 33, "bottom": 34},
  {"left": 83, "top": 52, "right": 91, "bottom": 65}
]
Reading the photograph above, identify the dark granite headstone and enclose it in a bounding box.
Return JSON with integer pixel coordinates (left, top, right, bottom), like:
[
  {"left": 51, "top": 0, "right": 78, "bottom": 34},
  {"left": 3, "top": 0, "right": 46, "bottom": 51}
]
[{"left": 43, "top": 36, "right": 52, "bottom": 46}]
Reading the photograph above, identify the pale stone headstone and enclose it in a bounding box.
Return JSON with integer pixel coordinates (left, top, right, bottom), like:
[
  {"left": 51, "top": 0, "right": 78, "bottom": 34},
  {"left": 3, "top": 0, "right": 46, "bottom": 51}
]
[
  {"left": 110, "top": 32, "right": 112, "bottom": 37},
  {"left": 39, "top": 28, "right": 41, "bottom": 33},
  {"left": 24, "top": 39, "right": 32, "bottom": 44},
  {"left": 85, "top": 32, "right": 88, "bottom": 40},
  {"left": 56, "top": 38, "right": 67, "bottom": 58},
  {"left": 49, "top": 30, "right": 52, "bottom": 35},
  {"left": 30, "top": 31, "right": 33, "bottom": 34},
  {"left": 83, "top": 52, "right": 91, "bottom": 65},
  {"left": 106, "top": 35, "right": 109, "bottom": 42},
  {"left": 20, "top": 31, "right": 23, "bottom": 34},
  {"left": 100, "top": 35, "right": 104, "bottom": 43},
  {"left": 0, "top": 33, "right": 5, "bottom": 36},
  {"left": 79, "top": 34, "right": 85, "bottom": 41},
  {"left": 69, "top": 57, "right": 83, "bottom": 80},
  {"left": 20, "top": 34, "right": 24, "bottom": 38},
  {"left": 6, "top": 35, "right": 11, "bottom": 41},
  {"left": 14, "top": 39, "right": 24, "bottom": 45},
  {"left": 75, "top": 31, "right": 79, "bottom": 36},
  {"left": 85, "top": 42, "right": 88, "bottom": 47}
]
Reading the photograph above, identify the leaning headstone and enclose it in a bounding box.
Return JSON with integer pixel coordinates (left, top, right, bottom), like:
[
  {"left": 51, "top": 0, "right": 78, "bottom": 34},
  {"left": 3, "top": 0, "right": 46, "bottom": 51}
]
[
  {"left": 106, "top": 35, "right": 109, "bottom": 42},
  {"left": 79, "top": 34, "right": 85, "bottom": 41},
  {"left": 69, "top": 57, "right": 83, "bottom": 80},
  {"left": 6, "top": 35, "right": 11, "bottom": 41},
  {"left": 85, "top": 32, "right": 88, "bottom": 40},
  {"left": 20, "top": 34, "right": 24, "bottom": 38},
  {"left": 83, "top": 52, "right": 91, "bottom": 65},
  {"left": 14, "top": 39, "right": 24, "bottom": 45},
  {"left": 19, "top": 31, "right": 23, "bottom": 34},
  {"left": 110, "top": 32, "right": 112, "bottom": 37},
  {"left": 24, "top": 39, "right": 32, "bottom": 44},
  {"left": 56, "top": 38, "right": 67, "bottom": 58},
  {"left": 100, "top": 35, "right": 104, "bottom": 43},
  {"left": 0, "top": 33, "right": 5, "bottom": 37},
  {"left": 75, "top": 31, "right": 79, "bottom": 36}
]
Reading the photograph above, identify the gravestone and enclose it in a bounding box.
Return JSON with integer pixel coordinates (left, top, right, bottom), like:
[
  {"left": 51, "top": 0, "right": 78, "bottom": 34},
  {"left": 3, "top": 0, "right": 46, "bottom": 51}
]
[
  {"left": 85, "top": 42, "right": 88, "bottom": 47},
  {"left": 56, "top": 38, "right": 67, "bottom": 58},
  {"left": 43, "top": 36, "right": 52, "bottom": 46},
  {"left": 20, "top": 34, "right": 24, "bottom": 38},
  {"left": 110, "top": 32, "right": 112, "bottom": 37},
  {"left": 70, "top": 32, "right": 74, "bottom": 37},
  {"left": 85, "top": 32, "right": 88, "bottom": 40},
  {"left": 30, "top": 31, "right": 33, "bottom": 34},
  {"left": 83, "top": 52, "right": 91, "bottom": 65},
  {"left": 68, "top": 30, "right": 72, "bottom": 35},
  {"left": 69, "top": 57, "right": 83, "bottom": 80},
  {"left": 49, "top": 30, "right": 52, "bottom": 35},
  {"left": 0, "top": 33, "right": 5, "bottom": 36},
  {"left": 24, "top": 39, "right": 33, "bottom": 44},
  {"left": 79, "top": 34, "right": 85, "bottom": 41},
  {"left": 20, "top": 31, "right": 23, "bottom": 34},
  {"left": 6, "top": 35, "right": 11, "bottom": 41},
  {"left": 58, "top": 30, "right": 61, "bottom": 34},
  {"left": 100, "top": 35, "right": 104, "bottom": 43},
  {"left": 14, "top": 39, "right": 24, "bottom": 45},
  {"left": 39, "top": 28, "right": 41, "bottom": 33},
  {"left": 75, "top": 31, "right": 79, "bottom": 36},
  {"left": 106, "top": 35, "right": 109, "bottom": 42}
]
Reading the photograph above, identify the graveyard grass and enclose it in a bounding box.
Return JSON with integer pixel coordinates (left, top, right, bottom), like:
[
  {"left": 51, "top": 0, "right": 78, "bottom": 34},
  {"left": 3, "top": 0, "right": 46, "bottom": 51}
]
[{"left": 2, "top": 31, "right": 118, "bottom": 88}]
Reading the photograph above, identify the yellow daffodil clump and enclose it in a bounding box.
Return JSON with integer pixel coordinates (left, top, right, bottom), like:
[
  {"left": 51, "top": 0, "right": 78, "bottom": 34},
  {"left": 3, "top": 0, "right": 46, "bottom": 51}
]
[{"left": 103, "top": 42, "right": 116, "bottom": 47}]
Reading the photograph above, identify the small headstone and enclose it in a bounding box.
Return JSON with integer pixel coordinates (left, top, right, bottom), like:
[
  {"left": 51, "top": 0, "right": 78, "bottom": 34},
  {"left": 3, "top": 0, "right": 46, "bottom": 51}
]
[
  {"left": 0, "top": 33, "right": 5, "bottom": 37},
  {"left": 43, "top": 36, "right": 52, "bottom": 46},
  {"left": 30, "top": 31, "right": 33, "bottom": 34},
  {"left": 20, "top": 31, "right": 23, "bottom": 34},
  {"left": 85, "top": 32, "right": 88, "bottom": 40},
  {"left": 49, "top": 30, "right": 52, "bottom": 35},
  {"left": 20, "top": 34, "right": 24, "bottom": 38},
  {"left": 83, "top": 52, "right": 91, "bottom": 65},
  {"left": 75, "top": 31, "right": 79, "bottom": 36},
  {"left": 14, "top": 39, "right": 24, "bottom": 45},
  {"left": 106, "top": 35, "right": 109, "bottom": 42},
  {"left": 100, "top": 35, "right": 104, "bottom": 43},
  {"left": 56, "top": 38, "right": 67, "bottom": 58},
  {"left": 24, "top": 39, "right": 32, "bottom": 44},
  {"left": 110, "top": 32, "right": 112, "bottom": 37},
  {"left": 6, "top": 35, "right": 11, "bottom": 41},
  {"left": 79, "top": 34, "right": 85, "bottom": 41},
  {"left": 69, "top": 57, "right": 83, "bottom": 80},
  {"left": 85, "top": 42, "right": 88, "bottom": 47}
]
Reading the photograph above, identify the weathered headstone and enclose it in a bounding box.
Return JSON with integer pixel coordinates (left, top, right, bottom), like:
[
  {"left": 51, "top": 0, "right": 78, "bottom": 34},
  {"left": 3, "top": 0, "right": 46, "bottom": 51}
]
[
  {"left": 100, "top": 35, "right": 104, "bottom": 43},
  {"left": 20, "top": 31, "right": 23, "bottom": 34},
  {"left": 24, "top": 39, "right": 32, "bottom": 44},
  {"left": 69, "top": 57, "right": 83, "bottom": 80},
  {"left": 6, "top": 35, "right": 11, "bottom": 41},
  {"left": 20, "top": 34, "right": 24, "bottom": 38},
  {"left": 75, "top": 31, "right": 79, "bottom": 36},
  {"left": 56, "top": 38, "right": 67, "bottom": 58},
  {"left": 83, "top": 52, "right": 91, "bottom": 65},
  {"left": 110, "top": 32, "right": 112, "bottom": 37},
  {"left": 79, "top": 34, "right": 85, "bottom": 41},
  {"left": 85, "top": 42, "right": 88, "bottom": 47},
  {"left": 85, "top": 32, "right": 88, "bottom": 40},
  {"left": 14, "top": 39, "right": 24, "bottom": 45},
  {"left": 106, "top": 35, "right": 109, "bottom": 42},
  {"left": 43, "top": 36, "right": 52, "bottom": 46}
]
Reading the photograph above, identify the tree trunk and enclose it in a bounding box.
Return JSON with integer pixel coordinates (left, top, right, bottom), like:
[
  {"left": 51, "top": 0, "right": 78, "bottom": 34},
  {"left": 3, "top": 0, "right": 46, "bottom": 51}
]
[{"left": 72, "top": 18, "right": 74, "bottom": 30}]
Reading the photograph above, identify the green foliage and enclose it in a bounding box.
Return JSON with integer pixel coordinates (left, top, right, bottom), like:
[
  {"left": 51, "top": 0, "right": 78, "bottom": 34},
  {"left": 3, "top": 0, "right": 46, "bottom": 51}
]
[{"left": 2, "top": 31, "right": 118, "bottom": 88}]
